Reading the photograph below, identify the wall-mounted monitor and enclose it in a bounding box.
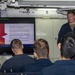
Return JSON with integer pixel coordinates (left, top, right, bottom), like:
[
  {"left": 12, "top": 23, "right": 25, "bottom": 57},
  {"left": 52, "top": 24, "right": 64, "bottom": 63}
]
[{"left": 0, "top": 18, "right": 35, "bottom": 55}]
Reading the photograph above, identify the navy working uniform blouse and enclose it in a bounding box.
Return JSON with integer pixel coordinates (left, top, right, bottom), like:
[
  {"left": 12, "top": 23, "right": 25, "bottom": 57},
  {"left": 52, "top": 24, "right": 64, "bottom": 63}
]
[{"left": 57, "top": 22, "right": 75, "bottom": 44}]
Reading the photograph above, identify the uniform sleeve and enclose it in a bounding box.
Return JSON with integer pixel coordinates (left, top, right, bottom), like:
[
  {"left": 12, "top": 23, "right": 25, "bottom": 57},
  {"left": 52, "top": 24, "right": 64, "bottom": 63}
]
[{"left": 57, "top": 24, "right": 66, "bottom": 44}]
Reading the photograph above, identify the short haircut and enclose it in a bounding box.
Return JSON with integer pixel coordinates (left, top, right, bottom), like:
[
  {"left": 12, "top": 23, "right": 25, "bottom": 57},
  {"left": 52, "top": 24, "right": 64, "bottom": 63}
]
[
  {"left": 10, "top": 39, "right": 22, "bottom": 49},
  {"left": 60, "top": 32, "right": 75, "bottom": 59},
  {"left": 67, "top": 10, "right": 75, "bottom": 16},
  {"left": 33, "top": 38, "right": 49, "bottom": 57}
]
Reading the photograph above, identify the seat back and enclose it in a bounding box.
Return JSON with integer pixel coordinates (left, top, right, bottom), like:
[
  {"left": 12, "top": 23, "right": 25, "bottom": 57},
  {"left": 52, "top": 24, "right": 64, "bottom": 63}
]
[
  {"left": 22, "top": 72, "right": 41, "bottom": 75},
  {"left": 5, "top": 73, "right": 22, "bottom": 75},
  {"left": 5, "top": 72, "right": 41, "bottom": 75}
]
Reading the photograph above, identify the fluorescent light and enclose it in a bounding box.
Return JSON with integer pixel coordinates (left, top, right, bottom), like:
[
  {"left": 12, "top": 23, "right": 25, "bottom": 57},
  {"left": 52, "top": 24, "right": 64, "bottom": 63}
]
[
  {"left": 37, "top": 8, "right": 57, "bottom": 11},
  {"left": 12, "top": 0, "right": 15, "bottom": 3}
]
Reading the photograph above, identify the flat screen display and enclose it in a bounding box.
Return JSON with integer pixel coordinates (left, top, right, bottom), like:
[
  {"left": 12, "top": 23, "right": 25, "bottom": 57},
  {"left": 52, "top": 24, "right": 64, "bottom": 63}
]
[{"left": 0, "top": 18, "right": 35, "bottom": 55}]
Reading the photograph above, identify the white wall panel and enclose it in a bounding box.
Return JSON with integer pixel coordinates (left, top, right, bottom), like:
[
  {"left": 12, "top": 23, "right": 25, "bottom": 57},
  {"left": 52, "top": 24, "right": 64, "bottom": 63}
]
[
  {"left": 35, "top": 18, "right": 67, "bottom": 62},
  {"left": 35, "top": 18, "right": 53, "bottom": 59},
  {"left": 52, "top": 19, "right": 67, "bottom": 60}
]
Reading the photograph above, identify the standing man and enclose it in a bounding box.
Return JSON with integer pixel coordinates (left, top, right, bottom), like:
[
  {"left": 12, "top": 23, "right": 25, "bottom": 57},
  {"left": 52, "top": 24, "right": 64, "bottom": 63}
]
[{"left": 58, "top": 11, "right": 75, "bottom": 47}]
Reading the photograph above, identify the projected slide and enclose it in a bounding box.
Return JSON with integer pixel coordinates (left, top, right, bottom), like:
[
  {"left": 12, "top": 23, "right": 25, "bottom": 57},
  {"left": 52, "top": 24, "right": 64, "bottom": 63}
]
[{"left": 0, "top": 23, "right": 34, "bottom": 45}]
